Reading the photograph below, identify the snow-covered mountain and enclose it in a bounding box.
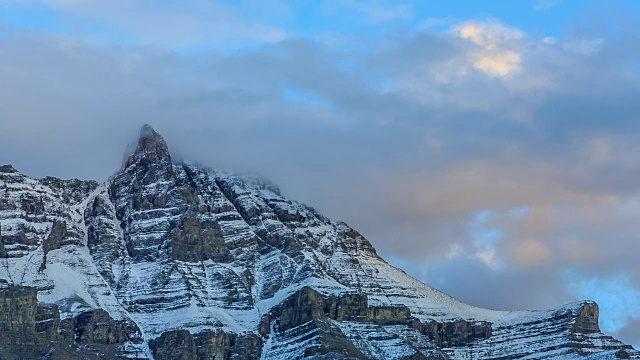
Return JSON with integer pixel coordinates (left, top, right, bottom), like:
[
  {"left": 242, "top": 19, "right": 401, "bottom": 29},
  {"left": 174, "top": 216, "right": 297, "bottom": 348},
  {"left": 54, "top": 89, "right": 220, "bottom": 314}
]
[{"left": 0, "top": 125, "right": 637, "bottom": 359}]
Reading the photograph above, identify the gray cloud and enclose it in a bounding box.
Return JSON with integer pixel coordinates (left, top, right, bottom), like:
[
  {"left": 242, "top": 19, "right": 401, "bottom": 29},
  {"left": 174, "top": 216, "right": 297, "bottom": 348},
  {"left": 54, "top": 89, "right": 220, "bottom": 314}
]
[
  {"left": 1, "top": 0, "right": 288, "bottom": 48},
  {"left": 1, "top": 8, "right": 640, "bottom": 345}
]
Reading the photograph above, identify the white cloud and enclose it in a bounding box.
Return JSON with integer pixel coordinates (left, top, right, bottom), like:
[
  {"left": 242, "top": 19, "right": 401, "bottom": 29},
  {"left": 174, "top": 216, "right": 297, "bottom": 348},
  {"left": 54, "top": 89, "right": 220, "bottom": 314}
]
[{"left": 454, "top": 21, "right": 524, "bottom": 77}]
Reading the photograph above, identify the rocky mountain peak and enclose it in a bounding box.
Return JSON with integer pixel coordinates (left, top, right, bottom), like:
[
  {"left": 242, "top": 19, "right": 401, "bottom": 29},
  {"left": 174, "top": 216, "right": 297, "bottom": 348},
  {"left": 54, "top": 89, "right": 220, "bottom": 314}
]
[
  {"left": 0, "top": 164, "right": 18, "bottom": 173},
  {"left": 1, "top": 126, "right": 639, "bottom": 359},
  {"left": 124, "top": 124, "right": 172, "bottom": 170}
]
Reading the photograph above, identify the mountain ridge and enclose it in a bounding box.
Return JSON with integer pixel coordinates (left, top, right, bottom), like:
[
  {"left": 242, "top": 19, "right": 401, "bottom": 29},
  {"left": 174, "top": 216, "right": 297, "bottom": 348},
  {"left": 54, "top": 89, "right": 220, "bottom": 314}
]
[{"left": 0, "top": 124, "right": 637, "bottom": 359}]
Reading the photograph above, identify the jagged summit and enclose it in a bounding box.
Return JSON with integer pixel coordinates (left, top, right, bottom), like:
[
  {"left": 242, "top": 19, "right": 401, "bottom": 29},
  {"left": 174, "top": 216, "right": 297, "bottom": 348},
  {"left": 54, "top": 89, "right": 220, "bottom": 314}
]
[
  {"left": 124, "top": 124, "right": 172, "bottom": 170},
  {"left": 121, "top": 124, "right": 174, "bottom": 185},
  {"left": 0, "top": 164, "right": 18, "bottom": 173},
  {"left": 0, "top": 126, "right": 638, "bottom": 359}
]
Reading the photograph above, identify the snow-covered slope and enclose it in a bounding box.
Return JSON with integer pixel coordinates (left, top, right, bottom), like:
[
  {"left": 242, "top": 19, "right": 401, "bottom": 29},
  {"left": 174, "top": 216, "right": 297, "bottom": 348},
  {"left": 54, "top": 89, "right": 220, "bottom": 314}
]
[{"left": 0, "top": 125, "right": 637, "bottom": 360}]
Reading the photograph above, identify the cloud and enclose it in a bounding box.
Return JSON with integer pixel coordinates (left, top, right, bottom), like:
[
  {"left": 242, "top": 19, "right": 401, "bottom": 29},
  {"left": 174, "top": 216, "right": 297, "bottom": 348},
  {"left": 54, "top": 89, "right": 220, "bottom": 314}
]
[
  {"left": 563, "top": 37, "right": 604, "bottom": 55},
  {"left": 618, "top": 319, "right": 640, "bottom": 352},
  {"left": 513, "top": 239, "right": 551, "bottom": 265},
  {"left": 0, "top": 0, "right": 288, "bottom": 49},
  {"left": 454, "top": 21, "right": 523, "bottom": 77}
]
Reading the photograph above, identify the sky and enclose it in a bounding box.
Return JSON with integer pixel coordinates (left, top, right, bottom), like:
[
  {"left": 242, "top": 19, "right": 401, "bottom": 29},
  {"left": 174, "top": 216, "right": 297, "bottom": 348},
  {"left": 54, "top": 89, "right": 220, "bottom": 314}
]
[{"left": 1, "top": 0, "right": 640, "bottom": 347}]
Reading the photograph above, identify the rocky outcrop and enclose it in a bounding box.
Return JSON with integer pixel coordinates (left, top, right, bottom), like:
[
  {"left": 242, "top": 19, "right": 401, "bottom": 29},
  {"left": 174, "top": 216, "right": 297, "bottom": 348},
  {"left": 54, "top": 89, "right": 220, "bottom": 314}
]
[
  {"left": 0, "top": 284, "right": 51, "bottom": 359},
  {"left": 149, "top": 329, "right": 263, "bottom": 360},
  {"left": 413, "top": 319, "right": 492, "bottom": 348},
  {"left": 41, "top": 176, "right": 99, "bottom": 204},
  {"left": 264, "top": 287, "right": 414, "bottom": 332},
  {"left": 149, "top": 330, "right": 198, "bottom": 360},
  {"left": 61, "top": 308, "right": 143, "bottom": 345},
  {"left": 35, "top": 303, "right": 61, "bottom": 338},
  {"left": 109, "top": 124, "right": 177, "bottom": 261},
  {"left": 366, "top": 305, "right": 412, "bottom": 325},
  {"left": 0, "top": 284, "right": 38, "bottom": 332},
  {"left": 260, "top": 287, "right": 490, "bottom": 358},
  {"left": 0, "top": 164, "right": 18, "bottom": 173},
  {"left": 194, "top": 330, "right": 262, "bottom": 360},
  {"left": 109, "top": 125, "right": 233, "bottom": 264},
  {"left": 0, "top": 166, "right": 95, "bottom": 259},
  {"left": 40, "top": 219, "right": 68, "bottom": 270},
  {"left": 572, "top": 301, "right": 600, "bottom": 334},
  {"left": 170, "top": 216, "right": 230, "bottom": 262},
  {"left": 84, "top": 193, "right": 123, "bottom": 284},
  {"left": 43, "top": 219, "right": 66, "bottom": 255},
  {"left": 0, "top": 284, "right": 143, "bottom": 359}
]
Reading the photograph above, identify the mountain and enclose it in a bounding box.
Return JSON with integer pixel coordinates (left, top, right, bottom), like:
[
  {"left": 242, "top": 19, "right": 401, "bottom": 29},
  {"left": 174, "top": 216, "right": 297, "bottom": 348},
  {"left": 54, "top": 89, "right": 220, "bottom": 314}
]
[{"left": 0, "top": 124, "right": 637, "bottom": 360}]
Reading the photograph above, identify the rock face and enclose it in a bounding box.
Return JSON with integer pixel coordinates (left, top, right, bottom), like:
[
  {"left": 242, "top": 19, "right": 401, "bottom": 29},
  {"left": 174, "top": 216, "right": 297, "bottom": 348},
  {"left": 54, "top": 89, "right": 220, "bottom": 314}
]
[
  {"left": 64, "top": 308, "right": 143, "bottom": 345},
  {"left": 572, "top": 301, "right": 600, "bottom": 334},
  {"left": 149, "top": 330, "right": 198, "bottom": 360},
  {"left": 149, "top": 329, "right": 262, "bottom": 360},
  {"left": 0, "top": 284, "right": 51, "bottom": 359},
  {"left": 0, "top": 125, "right": 639, "bottom": 359},
  {"left": 0, "top": 283, "right": 142, "bottom": 359},
  {"left": 414, "top": 319, "right": 492, "bottom": 348}
]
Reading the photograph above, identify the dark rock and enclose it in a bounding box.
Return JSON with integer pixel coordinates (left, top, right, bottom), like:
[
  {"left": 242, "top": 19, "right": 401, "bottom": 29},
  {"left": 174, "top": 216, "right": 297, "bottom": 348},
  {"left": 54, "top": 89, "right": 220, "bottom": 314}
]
[
  {"left": 35, "top": 303, "right": 61, "bottom": 339},
  {"left": 40, "top": 219, "right": 68, "bottom": 270},
  {"left": 43, "top": 219, "right": 67, "bottom": 254},
  {"left": 0, "top": 285, "right": 52, "bottom": 359},
  {"left": 193, "top": 330, "right": 231, "bottom": 360},
  {"left": 258, "top": 314, "right": 271, "bottom": 337},
  {"left": 150, "top": 329, "right": 263, "bottom": 360},
  {"left": 366, "top": 305, "right": 412, "bottom": 325},
  {"left": 20, "top": 193, "right": 45, "bottom": 215},
  {"left": 335, "top": 222, "right": 378, "bottom": 255},
  {"left": 149, "top": 329, "right": 198, "bottom": 360},
  {"left": 61, "top": 308, "right": 143, "bottom": 345},
  {"left": 3, "top": 223, "right": 39, "bottom": 247},
  {"left": 41, "top": 177, "right": 100, "bottom": 204},
  {"left": 109, "top": 125, "right": 179, "bottom": 261},
  {"left": 263, "top": 287, "right": 420, "bottom": 359},
  {"left": 572, "top": 301, "right": 600, "bottom": 334},
  {"left": 0, "top": 164, "right": 18, "bottom": 173},
  {"left": 123, "top": 124, "right": 174, "bottom": 184},
  {"left": 84, "top": 194, "right": 123, "bottom": 284},
  {"left": 170, "top": 216, "right": 231, "bottom": 262},
  {"left": 0, "top": 224, "right": 5, "bottom": 258},
  {"left": 617, "top": 349, "right": 632, "bottom": 359},
  {"left": 332, "top": 293, "right": 368, "bottom": 322},
  {"left": 0, "top": 285, "right": 38, "bottom": 332},
  {"left": 194, "top": 330, "right": 263, "bottom": 360},
  {"left": 412, "top": 319, "right": 492, "bottom": 348},
  {"left": 301, "top": 320, "right": 367, "bottom": 359},
  {"left": 272, "top": 286, "right": 328, "bottom": 332},
  {"left": 269, "top": 287, "right": 413, "bottom": 331}
]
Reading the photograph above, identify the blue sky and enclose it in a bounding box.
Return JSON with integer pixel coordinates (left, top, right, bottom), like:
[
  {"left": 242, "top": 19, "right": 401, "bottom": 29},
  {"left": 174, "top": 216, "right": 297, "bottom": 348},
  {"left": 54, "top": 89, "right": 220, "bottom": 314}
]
[
  {"left": 1, "top": 0, "right": 640, "bottom": 348},
  {"left": 3, "top": 0, "right": 638, "bottom": 51}
]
